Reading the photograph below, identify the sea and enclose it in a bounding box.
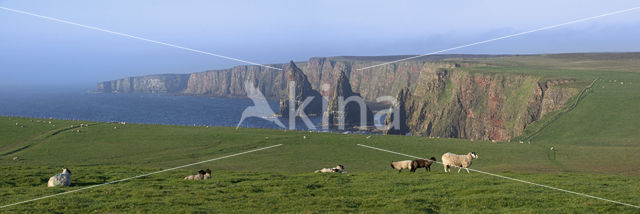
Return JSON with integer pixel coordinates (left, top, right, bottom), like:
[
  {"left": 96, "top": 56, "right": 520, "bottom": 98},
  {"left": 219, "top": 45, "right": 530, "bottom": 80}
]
[{"left": 0, "top": 87, "right": 328, "bottom": 131}]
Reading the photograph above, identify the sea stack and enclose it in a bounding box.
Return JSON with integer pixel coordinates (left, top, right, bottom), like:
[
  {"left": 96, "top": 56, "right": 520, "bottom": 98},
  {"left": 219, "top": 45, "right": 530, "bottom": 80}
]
[
  {"left": 383, "top": 88, "right": 410, "bottom": 135},
  {"left": 326, "top": 71, "right": 374, "bottom": 130},
  {"left": 279, "top": 61, "right": 324, "bottom": 117}
]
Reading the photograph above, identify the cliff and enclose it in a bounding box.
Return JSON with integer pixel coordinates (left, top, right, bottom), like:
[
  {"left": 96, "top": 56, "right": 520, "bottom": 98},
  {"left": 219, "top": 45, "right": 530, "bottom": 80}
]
[
  {"left": 96, "top": 55, "right": 494, "bottom": 100},
  {"left": 97, "top": 74, "right": 190, "bottom": 93},
  {"left": 384, "top": 63, "right": 579, "bottom": 141},
  {"left": 96, "top": 54, "right": 584, "bottom": 140}
]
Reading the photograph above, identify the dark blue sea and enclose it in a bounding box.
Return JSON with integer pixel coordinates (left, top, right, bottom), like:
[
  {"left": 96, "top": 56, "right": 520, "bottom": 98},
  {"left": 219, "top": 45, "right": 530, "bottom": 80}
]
[{"left": 0, "top": 87, "right": 325, "bottom": 131}]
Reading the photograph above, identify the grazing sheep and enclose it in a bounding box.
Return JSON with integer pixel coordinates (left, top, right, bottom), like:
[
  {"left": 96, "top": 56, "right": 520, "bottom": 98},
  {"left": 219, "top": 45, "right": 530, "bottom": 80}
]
[
  {"left": 303, "top": 135, "right": 307, "bottom": 140},
  {"left": 315, "top": 165, "right": 345, "bottom": 173},
  {"left": 390, "top": 160, "right": 413, "bottom": 172},
  {"left": 442, "top": 152, "right": 478, "bottom": 173},
  {"left": 184, "top": 170, "right": 206, "bottom": 180},
  {"left": 203, "top": 169, "right": 212, "bottom": 180},
  {"left": 410, "top": 157, "right": 437, "bottom": 172},
  {"left": 12, "top": 156, "right": 18, "bottom": 161},
  {"left": 366, "top": 135, "right": 372, "bottom": 139},
  {"left": 47, "top": 168, "right": 72, "bottom": 187}
]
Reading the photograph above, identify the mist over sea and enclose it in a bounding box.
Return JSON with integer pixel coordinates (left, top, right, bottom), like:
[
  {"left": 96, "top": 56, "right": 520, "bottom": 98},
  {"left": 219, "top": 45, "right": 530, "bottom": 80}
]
[{"left": 0, "top": 87, "right": 322, "bottom": 130}]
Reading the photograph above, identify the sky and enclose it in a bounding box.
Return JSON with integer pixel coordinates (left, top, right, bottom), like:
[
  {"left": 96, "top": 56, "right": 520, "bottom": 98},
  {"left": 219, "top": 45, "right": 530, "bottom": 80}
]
[{"left": 1, "top": 0, "right": 639, "bottom": 88}]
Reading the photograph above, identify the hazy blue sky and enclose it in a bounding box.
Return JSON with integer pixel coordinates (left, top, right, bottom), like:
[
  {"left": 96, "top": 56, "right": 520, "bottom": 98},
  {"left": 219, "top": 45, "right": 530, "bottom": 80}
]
[{"left": 1, "top": 0, "right": 639, "bottom": 87}]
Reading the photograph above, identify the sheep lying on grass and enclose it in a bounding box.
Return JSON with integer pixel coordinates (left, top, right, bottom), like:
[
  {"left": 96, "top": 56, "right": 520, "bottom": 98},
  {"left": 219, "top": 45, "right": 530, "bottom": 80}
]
[
  {"left": 315, "top": 165, "right": 345, "bottom": 173},
  {"left": 442, "top": 152, "right": 478, "bottom": 173},
  {"left": 390, "top": 160, "right": 413, "bottom": 172},
  {"left": 204, "top": 169, "right": 212, "bottom": 180},
  {"left": 410, "top": 157, "right": 437, "bottom": 172},
  {"left": 184, "top": 170, "right": 206, "bottom": 180},
  {"left": 47, "top": 168, "right": 72, "bottom": 187}
]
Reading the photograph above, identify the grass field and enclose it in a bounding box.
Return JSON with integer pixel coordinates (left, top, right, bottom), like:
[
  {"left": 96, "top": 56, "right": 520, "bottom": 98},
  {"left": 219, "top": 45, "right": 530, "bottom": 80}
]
[
  {"left": 1, "top": 115, "right": 639, "bottom": 212},
  {"left": 2, "top": 54, "right": 640, "bottom": 213}
]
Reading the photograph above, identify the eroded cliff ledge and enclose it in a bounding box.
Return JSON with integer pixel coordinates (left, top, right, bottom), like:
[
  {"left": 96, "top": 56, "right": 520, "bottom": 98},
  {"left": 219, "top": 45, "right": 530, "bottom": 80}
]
[{"left": 383, "top": 63, "right": 579, "bottom": 141}]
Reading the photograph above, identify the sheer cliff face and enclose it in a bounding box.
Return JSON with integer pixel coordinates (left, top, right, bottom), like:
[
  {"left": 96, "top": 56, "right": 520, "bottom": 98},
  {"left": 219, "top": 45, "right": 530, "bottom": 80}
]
[
  {"left": 95, "top": 57, "right": 426, "bottom": 101},
  {"left": 385, "top": 64, "right": 579, "bottom": 141},
  {"left": 96, "top": 74, "right": 190, "bottom": 93},
  {"left": 182, "top": 64, "right": 288, "bottom": 98}
]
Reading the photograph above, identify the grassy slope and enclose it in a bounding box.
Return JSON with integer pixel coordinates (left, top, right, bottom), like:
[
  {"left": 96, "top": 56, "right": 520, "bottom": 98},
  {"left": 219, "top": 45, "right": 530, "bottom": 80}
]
[
  {"left": 1, "top": 116, "right": 639, "bottom": 213},
  {"left": 2, "top": 54, "right": 640, "bottom": 212}
]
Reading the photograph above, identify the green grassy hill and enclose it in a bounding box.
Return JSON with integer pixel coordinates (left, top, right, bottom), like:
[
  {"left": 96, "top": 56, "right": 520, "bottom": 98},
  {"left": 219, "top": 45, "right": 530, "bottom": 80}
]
[{"left": 1, "top": 115, "right": 639, "bottom": 213}]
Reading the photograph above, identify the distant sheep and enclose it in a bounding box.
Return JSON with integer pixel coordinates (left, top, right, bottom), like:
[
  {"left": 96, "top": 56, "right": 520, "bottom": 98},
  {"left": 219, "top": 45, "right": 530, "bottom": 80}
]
[
  {"left": 390, "top": 160, "right": 413, "bottom": 172},
  {"left": 47, "top": 168, "right": 72, "bottom": 187},
  {"left": 203, "top": 169, "right": 212, "bottom": 180},
  {"left": 303, "top": 135, "right": 307, "bottom": 140},
  {"left": 12, "top": 156, "right": 18, "bottom": 161},
  {"left": 442, "top": 152, "right": 478, "bottom": 173},
  {"left": 410, "top": 157, "right": 437, "bottom": 172},
  {"left": 315, "top": 165, "right": 345, "bottom": 173},
  {"left": 184, "top": 170, "right": 205, "bottom": 180}
]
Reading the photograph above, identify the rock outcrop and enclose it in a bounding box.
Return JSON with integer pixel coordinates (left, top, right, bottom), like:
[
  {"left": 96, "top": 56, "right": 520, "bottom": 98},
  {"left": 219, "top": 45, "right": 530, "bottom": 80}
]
[
  {"left": 384, "top": 63, "right": 579, "bottom": 141},
  {"left": 325, "top": 71, "right": 374, "bottom": 129},
  {"left": 279, "top": 61, "right": 324, "bottom": 117}
]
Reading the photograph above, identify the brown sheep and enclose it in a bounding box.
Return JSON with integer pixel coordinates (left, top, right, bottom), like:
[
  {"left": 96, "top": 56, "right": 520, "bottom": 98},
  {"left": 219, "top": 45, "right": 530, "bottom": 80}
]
[{"left": 410, "top": 157, "right": 437, "bottom": 172}]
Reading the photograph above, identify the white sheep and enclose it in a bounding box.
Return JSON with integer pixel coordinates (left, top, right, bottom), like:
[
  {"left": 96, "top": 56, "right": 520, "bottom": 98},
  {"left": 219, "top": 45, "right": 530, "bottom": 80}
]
[
  {"left": 315, "top": 165, "right": 345, "bottom": 173},
  {"left": 303, "top": 135, "right": 307, "bottom": 140},
  {"left": 47, "top": 168, "right": 72, "bottom": 187},
  {"left": 390, "top": 160, "right": 413, "bottom": 172},
  {"left": 442, "top": 152, "right": 478, "bottom": 173},
  {"left": 184, "top": 170, "right": 205, "bottom": 180}
]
